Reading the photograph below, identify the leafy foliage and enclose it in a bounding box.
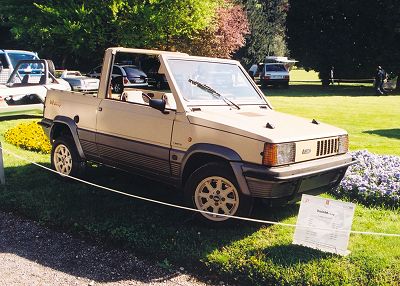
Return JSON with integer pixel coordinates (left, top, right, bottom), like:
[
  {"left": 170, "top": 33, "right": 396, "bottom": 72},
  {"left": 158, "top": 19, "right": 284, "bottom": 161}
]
[
  {"left": 236, "top": 0, "right": 289, "bottom": 66},
  {"left": 287, "top": 0, "right": 400, "bottom": 81},
  {"left": 176, "top": 0, "right": 249, "bottom": 58},
  {"left": 4, "top": 121, "right": 51, "bottom": 154}
]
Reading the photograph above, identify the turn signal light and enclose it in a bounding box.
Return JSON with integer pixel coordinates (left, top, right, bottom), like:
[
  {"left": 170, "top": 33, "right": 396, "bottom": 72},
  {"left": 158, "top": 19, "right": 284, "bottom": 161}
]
[
  {"left": 263, "top": 142, "right": 296, "bottom": 166},
  {"left": 338, "top": 135, "right": 349, "bottom": 154}
]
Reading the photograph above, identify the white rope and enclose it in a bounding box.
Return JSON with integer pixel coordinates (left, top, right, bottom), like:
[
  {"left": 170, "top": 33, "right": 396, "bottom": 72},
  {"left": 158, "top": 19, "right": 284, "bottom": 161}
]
[{"left": 1, "top": 144, "right": 399, "bottom": 238}]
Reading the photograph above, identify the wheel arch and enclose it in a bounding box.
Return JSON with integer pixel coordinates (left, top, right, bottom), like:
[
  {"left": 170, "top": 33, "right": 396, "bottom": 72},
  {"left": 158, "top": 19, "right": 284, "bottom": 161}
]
[
  {"left": 180, "top": 143, "right": 250, "bottom": 195},
  {"left": 50, "top": 115, "right": 85, "bottom": 159}
]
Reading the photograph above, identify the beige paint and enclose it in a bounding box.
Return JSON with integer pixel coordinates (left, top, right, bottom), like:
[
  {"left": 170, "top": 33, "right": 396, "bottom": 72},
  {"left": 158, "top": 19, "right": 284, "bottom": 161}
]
[
  {"left": 45, "top": 90, "right": 101, "bottom": 132},
  {"left": 96, "top": 99, "right": 175, "bottom": 148}
]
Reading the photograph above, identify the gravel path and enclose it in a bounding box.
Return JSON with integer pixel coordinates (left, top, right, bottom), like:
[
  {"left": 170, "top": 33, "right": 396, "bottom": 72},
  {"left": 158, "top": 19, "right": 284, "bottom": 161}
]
[{"left": 0, "top": 211, "right": 219, "bottom": 286}]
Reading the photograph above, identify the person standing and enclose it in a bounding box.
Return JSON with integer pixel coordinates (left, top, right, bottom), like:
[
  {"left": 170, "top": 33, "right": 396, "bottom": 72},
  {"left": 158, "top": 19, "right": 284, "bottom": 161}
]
[
  {"left": 330, "top": 66, "right": 335, "bottom": 85},
  {"left": 375, "top": 66, "right": 387, "bottom": 95},
  {"left": 248, "top": 64, "right": 258, "bottom": 80}
]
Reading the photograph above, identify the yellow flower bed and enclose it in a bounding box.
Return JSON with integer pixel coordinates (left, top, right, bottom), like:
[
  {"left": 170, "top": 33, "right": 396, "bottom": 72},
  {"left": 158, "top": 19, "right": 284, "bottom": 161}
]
[{"left": 4, "top": 121, "right": 51, "bottom": 154}]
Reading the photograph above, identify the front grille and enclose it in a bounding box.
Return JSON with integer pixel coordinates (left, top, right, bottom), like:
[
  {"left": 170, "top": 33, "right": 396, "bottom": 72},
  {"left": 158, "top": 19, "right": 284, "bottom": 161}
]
[{"left": 316, "top": 138, "right": 338, "bottom": 156}]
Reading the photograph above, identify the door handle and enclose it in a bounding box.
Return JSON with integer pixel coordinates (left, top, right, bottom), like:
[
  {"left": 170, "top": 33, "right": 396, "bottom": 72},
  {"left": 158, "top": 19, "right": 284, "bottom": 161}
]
[{"left": 98, "top": 107, "right": 102, "bottom": 111}]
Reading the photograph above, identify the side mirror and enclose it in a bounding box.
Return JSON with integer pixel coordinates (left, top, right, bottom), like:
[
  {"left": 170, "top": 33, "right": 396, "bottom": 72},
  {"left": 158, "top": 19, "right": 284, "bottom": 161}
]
[
  {"left": 142, "top": 92, "right": 169, "bottom": 114},
  {"left": 149, "top": 98, "right": 168, "bottom": 114},
  {"left": 0, "top": 60, "right": 3, "bottom": 72}
]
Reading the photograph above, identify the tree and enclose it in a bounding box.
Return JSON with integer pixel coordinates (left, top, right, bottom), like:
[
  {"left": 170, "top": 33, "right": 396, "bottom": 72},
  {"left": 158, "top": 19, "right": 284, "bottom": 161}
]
[
  {"left": 236, "top": 0, "right": 289, "bottom": 67},
  {"left": 287, "top": 0, "right": 400, "bottom": 83},
  {"left": 175, "top": 0, "right": 249, "bottom": 58}
]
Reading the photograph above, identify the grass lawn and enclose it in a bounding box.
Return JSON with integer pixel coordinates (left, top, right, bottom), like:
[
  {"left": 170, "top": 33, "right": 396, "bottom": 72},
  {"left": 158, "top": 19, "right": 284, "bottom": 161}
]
[
  {"left": 290, "top": 68, "right": 320, "bottom": 82},
  {"left": 0, "top": 86, "right": 399, "bottom": 285}
]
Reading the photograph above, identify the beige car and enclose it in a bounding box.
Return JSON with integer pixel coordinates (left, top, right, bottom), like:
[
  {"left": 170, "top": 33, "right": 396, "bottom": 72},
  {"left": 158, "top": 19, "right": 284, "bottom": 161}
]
[{"left": 40, "top": 47, "right": 355, "bottom": 223}]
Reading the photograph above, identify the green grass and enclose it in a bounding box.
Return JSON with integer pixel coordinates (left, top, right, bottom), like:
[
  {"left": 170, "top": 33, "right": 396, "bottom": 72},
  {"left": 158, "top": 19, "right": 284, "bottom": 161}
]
[
  {"left": 290, "top": 68, "right": 320, "bottom": 81},
  {"left": 0, "top": 86, "right": 400, "bottom": 285}
]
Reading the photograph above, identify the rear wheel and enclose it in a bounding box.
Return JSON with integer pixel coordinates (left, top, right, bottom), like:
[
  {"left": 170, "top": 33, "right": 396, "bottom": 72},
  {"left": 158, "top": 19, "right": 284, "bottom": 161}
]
[
  {"left": 51, "top": 136, "right": 85, "bottom": 178},
  {"left": 184, "top": 162, "right": 253, "bottom": 223},
  {"left": 113, "top": 82, "right": 124, "bottom": 94}
]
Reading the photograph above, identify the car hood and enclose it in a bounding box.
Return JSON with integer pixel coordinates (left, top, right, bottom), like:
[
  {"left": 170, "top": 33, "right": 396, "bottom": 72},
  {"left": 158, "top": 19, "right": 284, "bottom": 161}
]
[{"left": 187, "top": 106, "right": 347, "bottom": 143}]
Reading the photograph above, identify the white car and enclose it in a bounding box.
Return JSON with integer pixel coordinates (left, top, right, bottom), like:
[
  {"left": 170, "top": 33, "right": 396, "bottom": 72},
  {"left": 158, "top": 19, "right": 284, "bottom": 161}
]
[
  {"left": 259, "top": 63, "right": 290, "bottom": 88},
  {"left": 0, "top": 59, "right": 70, "bottom": 117},
  {"left": 60, "top": 70, "right": 99, "bottom": 92}
]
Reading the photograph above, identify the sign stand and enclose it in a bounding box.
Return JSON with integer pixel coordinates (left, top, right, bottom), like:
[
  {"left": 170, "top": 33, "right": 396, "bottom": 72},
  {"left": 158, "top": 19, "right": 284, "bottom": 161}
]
[
  {"left": 0, "top": 142, "right": 5, "bottom": 185},
  {"left": 293, "top": 194, "right": 355, "bottom": 256}
]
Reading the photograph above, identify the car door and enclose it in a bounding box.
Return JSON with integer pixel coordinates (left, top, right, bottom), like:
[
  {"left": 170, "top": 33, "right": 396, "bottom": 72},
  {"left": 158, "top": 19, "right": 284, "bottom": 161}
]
[{"left": 95, "top": 96, "right": 176, "bottom": 176}]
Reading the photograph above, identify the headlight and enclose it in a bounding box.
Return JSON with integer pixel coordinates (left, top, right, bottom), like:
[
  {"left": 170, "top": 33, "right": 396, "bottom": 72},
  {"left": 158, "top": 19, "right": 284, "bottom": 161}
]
[
  {"left": 263, "top": 142, "right": 296, "bottom": 166},
  {"left": 338, "top": 134, "right": 349, "bottom": 154}
]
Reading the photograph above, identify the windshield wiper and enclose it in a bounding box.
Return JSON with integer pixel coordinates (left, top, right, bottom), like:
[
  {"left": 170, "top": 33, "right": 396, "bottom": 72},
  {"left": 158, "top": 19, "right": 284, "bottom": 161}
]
[{"left": 188, "top": 78, "right": 240, "bottom": 110}]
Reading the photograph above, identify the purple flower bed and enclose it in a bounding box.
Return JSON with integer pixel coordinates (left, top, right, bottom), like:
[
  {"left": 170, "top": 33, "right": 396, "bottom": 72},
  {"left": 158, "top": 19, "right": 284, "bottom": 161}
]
[{"left": 330, "top": 150, "right": 400, "bottom": 208}]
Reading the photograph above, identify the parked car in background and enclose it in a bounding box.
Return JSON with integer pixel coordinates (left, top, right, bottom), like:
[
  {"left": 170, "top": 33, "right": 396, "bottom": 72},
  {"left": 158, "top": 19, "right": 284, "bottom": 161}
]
[
  {"left": 0, "top": 59, "right": 70, "bottom": 117},
  {"left": 60, "top": 70, "right": 99, "bottom": 92},
  {"left": 260, "top": 63, "right": 290, "bottom": 88},
  {"left": 88, "top": 64, "right": 148, "bottom": 93},
  {"left": 141, "top": 58, "right": 169, "bottom": 89},
  {"left": 0, "top": 49, "right": 39, "bottom": 84}
]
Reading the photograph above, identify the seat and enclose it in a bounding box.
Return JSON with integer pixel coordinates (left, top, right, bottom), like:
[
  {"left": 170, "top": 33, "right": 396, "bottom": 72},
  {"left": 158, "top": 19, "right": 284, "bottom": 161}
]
[
  {"left": 163, "top": 93, "right": 176, "bottom": 109},
  {"left": 21, "top": 74, "right": 29, "bottom": 84},
  {"left": 39, "top": 75, "right": 47, "bottom": 85},
  {"left": 120, "top": 90, "right": 147, "bottom": 104}
]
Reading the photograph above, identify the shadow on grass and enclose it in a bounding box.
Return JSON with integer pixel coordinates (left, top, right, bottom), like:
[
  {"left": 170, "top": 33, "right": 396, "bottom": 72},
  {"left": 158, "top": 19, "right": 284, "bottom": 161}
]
[
  {"left": 0, "top": 114, "right": 42, "bottom": 121},
  {"left": 262, "top": 244, "right": 333, "bottom": 266},
  {"left": 261, "top": 84, "right": 390, "bottom": 97},
  {"left": 364, "top": 129, "right": 400, "bottom": 140},
  {"left": 0, "top": 162, "right": 297, "bottom": 283}
]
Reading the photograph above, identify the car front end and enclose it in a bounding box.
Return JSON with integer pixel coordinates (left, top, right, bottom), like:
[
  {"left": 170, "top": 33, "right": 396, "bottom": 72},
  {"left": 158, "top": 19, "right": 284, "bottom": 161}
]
[{"left": 162, "top": 54, "right": 355, "bottom": 203}]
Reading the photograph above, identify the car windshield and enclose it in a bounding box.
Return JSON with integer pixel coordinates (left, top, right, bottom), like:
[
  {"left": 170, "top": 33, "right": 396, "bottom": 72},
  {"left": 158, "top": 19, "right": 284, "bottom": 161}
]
[
  {"left": 122, "top": 66, "right": 142, "bottom": 76},
  {"left": 167, "top": 59, "right": 264, "bottom": 105},
  {"left": 265, "top": 64, "right": 287, "bottom": 72},
  {"left": 8, "top": 53, "right": 38, "bottom": 68}
]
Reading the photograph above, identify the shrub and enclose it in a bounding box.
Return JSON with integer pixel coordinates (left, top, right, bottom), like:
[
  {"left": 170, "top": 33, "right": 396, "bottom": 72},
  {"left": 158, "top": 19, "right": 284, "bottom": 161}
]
[
  {"left": 4, "top": 121, "right": 51, "bottom": 154},
  {"left": 331, "top": 150, "right": 400, "bottom": 208}
]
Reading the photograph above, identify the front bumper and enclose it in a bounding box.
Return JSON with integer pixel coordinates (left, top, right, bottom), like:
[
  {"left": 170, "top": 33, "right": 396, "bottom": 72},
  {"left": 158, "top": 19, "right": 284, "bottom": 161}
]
[{"left": 241, "top": 153, "right": 356, "bottom": 200}]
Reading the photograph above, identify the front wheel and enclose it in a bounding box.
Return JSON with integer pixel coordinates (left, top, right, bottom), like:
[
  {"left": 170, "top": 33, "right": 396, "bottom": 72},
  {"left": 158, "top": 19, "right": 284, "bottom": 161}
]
[
  {"left": 51, "top": 136, "right": 85, "bottom": 178},
  {"left": 184, "top": 162, "right": 253, "bottom": 223}
]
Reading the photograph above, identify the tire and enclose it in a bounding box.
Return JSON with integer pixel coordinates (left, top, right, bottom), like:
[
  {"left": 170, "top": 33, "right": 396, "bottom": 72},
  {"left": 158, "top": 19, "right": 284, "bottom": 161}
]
[
  {"left": 113, "top": 82, "right": 124, "bottom": 94},
  {"left": 184, "top": 162, "right": 253, "bottom": 224},
  {"left": 51, "top": 136, "right": 85, "bottom": 178}
]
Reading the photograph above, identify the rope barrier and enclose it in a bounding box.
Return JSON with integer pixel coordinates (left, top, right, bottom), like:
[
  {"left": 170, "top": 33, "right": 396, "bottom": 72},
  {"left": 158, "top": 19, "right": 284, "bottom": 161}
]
[
  {"left": 1, "top": 144, "right": 399, "bottom": 238},
  {"left": 289, "top": 79, "right": 374, "bottom": 83}
]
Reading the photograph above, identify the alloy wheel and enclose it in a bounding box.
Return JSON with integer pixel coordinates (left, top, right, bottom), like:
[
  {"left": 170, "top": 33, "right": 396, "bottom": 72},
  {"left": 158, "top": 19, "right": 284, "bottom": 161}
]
[{"left": 194, "top": 176, "right": 239, "bottom": 221}]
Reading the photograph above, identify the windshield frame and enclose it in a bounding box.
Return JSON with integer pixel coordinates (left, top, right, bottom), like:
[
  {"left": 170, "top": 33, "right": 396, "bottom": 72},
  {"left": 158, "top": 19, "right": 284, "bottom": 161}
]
[{"left": 160, "top": 54, "right": 271, "bottom": 110}]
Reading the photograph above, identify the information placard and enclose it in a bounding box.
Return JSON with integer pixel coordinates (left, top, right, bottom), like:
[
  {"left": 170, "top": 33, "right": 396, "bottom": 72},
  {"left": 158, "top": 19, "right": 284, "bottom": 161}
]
[{"left": 293, "top": 194, "right": 355, "bottom": 256}]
